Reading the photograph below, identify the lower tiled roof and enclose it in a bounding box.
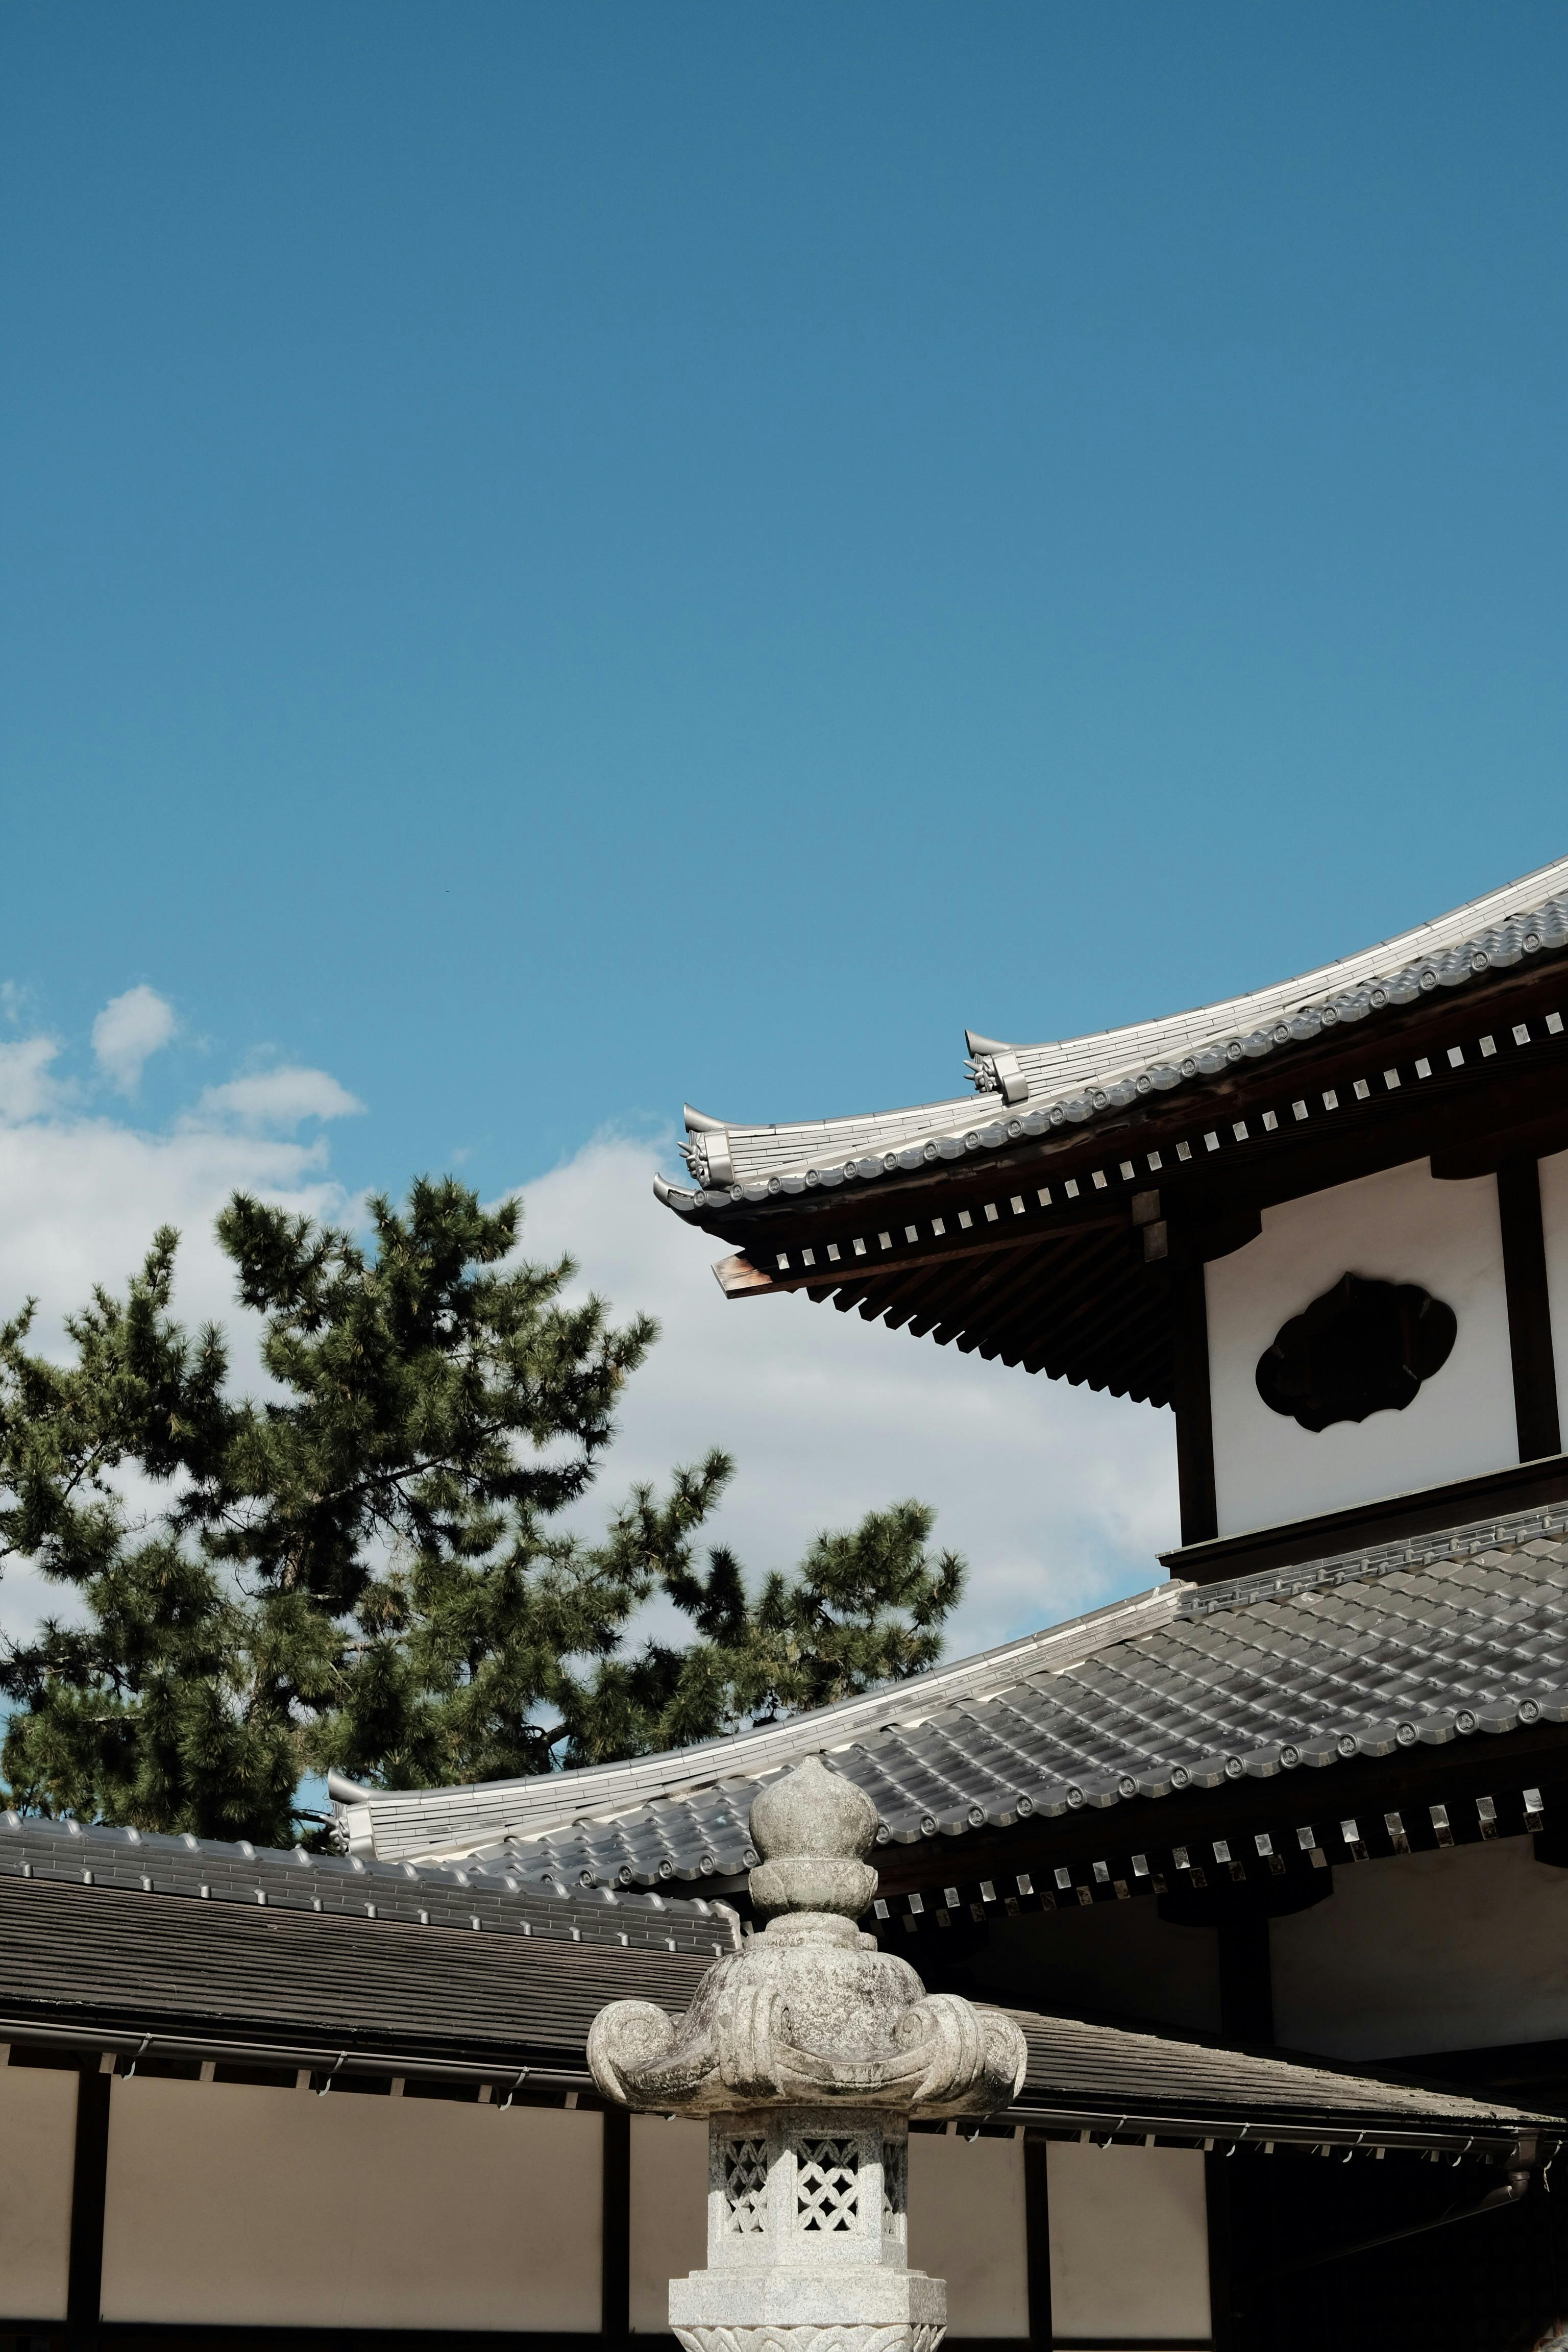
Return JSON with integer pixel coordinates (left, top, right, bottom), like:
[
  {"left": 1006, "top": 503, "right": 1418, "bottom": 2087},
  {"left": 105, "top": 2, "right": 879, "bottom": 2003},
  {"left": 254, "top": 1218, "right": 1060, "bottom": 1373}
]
[
  {"left": 0, "top": 1875, "right": 1551, "bottom": 2155},
  {"left": 0, "top": 1812, "right": 735, "bottom": 1955},
  {"left": 1006, "top": 2007, "right": 1559, "bottom": 2153},
  {"left": 338, "top": 1582, "right": 1181, "bottom": 1868},
  {"left": 0, "top": 1874, "right": 716, "bottom": 2083}
]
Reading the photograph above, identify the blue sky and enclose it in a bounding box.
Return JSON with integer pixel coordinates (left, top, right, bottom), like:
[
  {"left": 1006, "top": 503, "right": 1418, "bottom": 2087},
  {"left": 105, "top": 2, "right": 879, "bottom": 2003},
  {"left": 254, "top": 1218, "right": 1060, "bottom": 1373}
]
[{"left": 2, "top": 5, "right": 1566, "bottom": 1647}]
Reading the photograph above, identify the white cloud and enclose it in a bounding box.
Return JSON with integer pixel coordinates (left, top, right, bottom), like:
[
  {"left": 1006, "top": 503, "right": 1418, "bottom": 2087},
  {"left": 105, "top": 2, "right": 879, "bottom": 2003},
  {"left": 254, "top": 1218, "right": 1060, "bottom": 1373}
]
[
  {"left": 0, "top": 1041, "right": 358, "bottom": 1643},
  {"left": 0, "top": 1038, "right": 66, "bottom": 1124},
  {"left": 91, "top": 986, "right": 178, "bottom": 1094},
  {"left": 516, "top": 1134, "right": 1180, "bottom": 1659},
  {"left": 193, "top": 1066, "right": 366, "bottom": 1129},
  {"left": 0, "top": 1033, "right": 1179, "bottom": 1673}
]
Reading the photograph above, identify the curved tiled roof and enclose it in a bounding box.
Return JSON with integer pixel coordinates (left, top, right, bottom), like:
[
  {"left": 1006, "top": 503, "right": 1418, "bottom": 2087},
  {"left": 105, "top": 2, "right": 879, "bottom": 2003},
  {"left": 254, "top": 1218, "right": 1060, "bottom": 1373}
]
[
  {"left": 335, "top": 1501, "right": 1568, "bottom": 1892},
  {"left": 659, "top": 850, "right": 1568, "bottom": 1210},
  {"left": 336, "top": 1583, "right": 1180, "bottom": 1868}
]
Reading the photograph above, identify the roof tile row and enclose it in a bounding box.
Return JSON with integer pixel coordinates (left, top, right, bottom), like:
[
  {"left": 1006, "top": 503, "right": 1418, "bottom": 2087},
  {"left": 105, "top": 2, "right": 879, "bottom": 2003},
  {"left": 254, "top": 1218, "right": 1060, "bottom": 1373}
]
[
  {"left": 465, "top": 1504, "right": 1568, "bottom": 1893},
  {"left": 662, "top": 853, "right": 1568, "bottom": 1205}
]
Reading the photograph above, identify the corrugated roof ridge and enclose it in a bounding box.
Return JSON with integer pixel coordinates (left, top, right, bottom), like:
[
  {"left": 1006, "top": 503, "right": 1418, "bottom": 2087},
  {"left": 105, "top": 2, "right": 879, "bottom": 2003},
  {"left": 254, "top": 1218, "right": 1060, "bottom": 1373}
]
[{"left": 999, "top": 847, "right": 1568, "bottom": 1081}]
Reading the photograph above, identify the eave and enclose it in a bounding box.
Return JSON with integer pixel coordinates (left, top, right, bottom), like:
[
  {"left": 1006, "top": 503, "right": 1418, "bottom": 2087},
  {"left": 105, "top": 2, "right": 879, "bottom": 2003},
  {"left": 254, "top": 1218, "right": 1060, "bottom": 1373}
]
[
  {"left": 659, "top": 854, "right": 1568, "bottom": 1216},
  {"left": 689, "top": 962, "right": 1568, "bottom": 1406}
]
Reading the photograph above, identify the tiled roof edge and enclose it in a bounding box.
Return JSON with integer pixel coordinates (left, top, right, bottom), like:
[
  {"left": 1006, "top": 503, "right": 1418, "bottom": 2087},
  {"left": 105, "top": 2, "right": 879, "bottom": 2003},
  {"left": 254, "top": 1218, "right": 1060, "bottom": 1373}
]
[
  {"left": 662, "top": 854, "right": 1568, "bottom": 1206},
  {"left": 1179, "top": 1497, "right": 1568, "bottom": 1618},
  {"left": 0, "top": 1812, "right": 738, "bottom": 1954},
  {"left": 337, "top": 1582, "right": 1185, "bottom": 1863}
]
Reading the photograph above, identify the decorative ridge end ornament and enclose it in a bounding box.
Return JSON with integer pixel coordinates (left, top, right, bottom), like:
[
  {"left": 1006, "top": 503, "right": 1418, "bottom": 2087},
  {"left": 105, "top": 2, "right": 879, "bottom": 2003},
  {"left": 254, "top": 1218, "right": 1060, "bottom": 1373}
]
[
  {"left": 962, "top": 1033, "right": 1029, "bottom": 1107},
  {"left": 679, "top": 1107, "right": 737, "bottom": 1191},
  {"left": 588, "top": 1755, "right": 1027, "bottom": 2352}
]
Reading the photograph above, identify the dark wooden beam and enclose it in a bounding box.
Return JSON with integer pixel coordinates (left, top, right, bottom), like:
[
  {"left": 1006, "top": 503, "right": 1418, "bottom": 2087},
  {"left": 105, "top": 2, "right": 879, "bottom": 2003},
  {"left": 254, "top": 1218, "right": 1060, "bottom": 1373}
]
[
  {"left": 882, "top": 1261, "right": 986, "bottom": 1332},
  {"left": 829, "top": 1280, "right": 877, "bottom": 1314},
  {"left": 954, "top": 1236, "right": 1133, "bottom": 1359},
  {"left": 908, "top": 1270, "right": 995, "bottom": 1340},
  {"left": 906, "top": 1246, "right": 1038, "bottom": 1341},
  {"left": 927, "top": 1243, "right": 1045, "bottom": 1343},
  {"left": 1010, "top": 1270, "right": 1164, "bottom": 1376},
  {"left": 960, "top": 1233, "right": 1130, "bottom": 1357},
  {"left": 1431, "top": 1105, "right": 1568, "bottom": 1182},
  {"left": 859, "top": 1266, "right": 938, "bottom": 1324},
  {"left": 1163, "top": 1450, "right": 1568, "bottom": 1585},
  {"left": 1018, "top": 1279, "right": 1168, "bottom": 1379},
  {"left": 1497, "top": 1157, "right": 1563, "bottom": 1462}
]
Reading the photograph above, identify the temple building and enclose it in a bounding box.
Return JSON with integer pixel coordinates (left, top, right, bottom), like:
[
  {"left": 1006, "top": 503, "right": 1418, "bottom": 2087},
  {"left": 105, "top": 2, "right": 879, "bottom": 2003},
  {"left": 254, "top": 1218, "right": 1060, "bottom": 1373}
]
[
  {"left": 6, "top": 853, "right": 1568, "bottom": 2348},
  {"left": 327, "top": 852, "right": 1568, "bottom": 2350}
]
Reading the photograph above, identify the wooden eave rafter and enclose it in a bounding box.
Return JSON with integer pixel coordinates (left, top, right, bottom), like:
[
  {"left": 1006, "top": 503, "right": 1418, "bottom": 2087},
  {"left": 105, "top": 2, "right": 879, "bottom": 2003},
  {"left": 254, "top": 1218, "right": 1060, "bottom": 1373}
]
[
  {"left": 697, "top": 963, "right": 1568, "bottom": 1407},
  {"left": 868, "top": 1719, "right": 1568, "bottom": 1906}
]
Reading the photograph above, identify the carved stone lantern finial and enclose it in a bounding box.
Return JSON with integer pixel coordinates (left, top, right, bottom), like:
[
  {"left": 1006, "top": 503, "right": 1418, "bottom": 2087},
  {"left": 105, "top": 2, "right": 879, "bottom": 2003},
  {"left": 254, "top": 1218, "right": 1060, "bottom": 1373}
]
[{"left": 588, "top": 1754, "right": 1028, "bottom": 2352}]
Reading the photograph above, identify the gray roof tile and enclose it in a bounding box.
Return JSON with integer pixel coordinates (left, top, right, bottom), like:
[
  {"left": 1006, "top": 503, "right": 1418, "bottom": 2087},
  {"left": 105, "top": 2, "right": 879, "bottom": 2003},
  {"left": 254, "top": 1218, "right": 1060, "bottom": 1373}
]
[
  {"left": 662, "top": 852, "right": 1568, "bottom": 1206},
  {"left": 415, "top": 1500, "right": 1568, "bottom": 1891},
  {"left": 0, "top": 1813, "right": 736, "bottom": 1955},
  {"left": 0, "top": 1877, "right": 1551, "bottom": 2153}
]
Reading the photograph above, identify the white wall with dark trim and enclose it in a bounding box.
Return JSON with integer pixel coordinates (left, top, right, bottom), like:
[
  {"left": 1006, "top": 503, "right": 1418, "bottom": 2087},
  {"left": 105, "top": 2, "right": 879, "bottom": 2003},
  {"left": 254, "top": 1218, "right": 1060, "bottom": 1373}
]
[
  {"left": 1205, "top": 1160, "right": 1514, "bottom": 1536},
  {"left": 100, "top": 2080, "right": 605, "bottom": 2330}
]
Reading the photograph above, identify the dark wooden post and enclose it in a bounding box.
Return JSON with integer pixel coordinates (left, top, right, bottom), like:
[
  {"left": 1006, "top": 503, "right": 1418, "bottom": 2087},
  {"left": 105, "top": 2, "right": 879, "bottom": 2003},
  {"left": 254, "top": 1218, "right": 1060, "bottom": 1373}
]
[
  {"left": 1204, "top": 2147, "right": 1235, "bottom": 2352},
  {"left": 1169, "top": 1253, "right": 1219, "bottom": 1547},
  {"left": 601, "top": 2103, "right": 631, "bottom": 2345},
  {"left": 67, "top": 2056, "right": 112, "bottom": 2343},
  {"left": 1023, "top": 2131, "right": 1052, "bottom": 2350},
  {"left": 1498, "top": 1157, "right": 1563, "bottom": 1463}
]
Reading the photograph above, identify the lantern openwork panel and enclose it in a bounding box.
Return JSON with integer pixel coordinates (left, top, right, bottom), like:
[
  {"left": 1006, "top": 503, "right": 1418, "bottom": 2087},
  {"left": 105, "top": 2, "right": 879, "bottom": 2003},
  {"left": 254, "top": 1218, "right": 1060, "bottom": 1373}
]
[{"left": 709, "top": 2111, "right": 909, "bottom": 2272}]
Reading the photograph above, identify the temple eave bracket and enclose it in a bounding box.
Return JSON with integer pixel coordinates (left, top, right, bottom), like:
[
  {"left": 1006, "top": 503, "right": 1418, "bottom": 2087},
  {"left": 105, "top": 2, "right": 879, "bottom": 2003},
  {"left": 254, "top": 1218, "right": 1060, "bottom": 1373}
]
[{"left": 713, "top": 1252, "right": 777, "bottom": 1300}]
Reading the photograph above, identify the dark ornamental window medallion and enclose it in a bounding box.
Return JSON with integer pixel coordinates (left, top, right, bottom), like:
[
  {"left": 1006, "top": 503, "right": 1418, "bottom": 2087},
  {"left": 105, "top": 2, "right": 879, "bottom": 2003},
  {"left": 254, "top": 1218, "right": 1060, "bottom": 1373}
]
[{"left": 1256, "top": 1272, "right": 1458, "bottom": 1433}]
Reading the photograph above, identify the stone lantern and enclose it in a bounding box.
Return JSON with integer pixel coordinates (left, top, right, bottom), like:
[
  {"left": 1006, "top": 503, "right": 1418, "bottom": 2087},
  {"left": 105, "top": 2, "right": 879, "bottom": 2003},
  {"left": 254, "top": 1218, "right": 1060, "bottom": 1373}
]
[{"left": 587, "top": 1756, "right": 1028, "bottom": 2352}]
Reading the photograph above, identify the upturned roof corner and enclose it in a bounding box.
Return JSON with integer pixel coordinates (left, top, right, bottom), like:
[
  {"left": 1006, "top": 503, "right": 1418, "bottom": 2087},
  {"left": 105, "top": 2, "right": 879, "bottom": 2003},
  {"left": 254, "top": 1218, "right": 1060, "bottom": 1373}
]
[{"left": 654, "top": 851, "right": 1568, "bottom": 1213}]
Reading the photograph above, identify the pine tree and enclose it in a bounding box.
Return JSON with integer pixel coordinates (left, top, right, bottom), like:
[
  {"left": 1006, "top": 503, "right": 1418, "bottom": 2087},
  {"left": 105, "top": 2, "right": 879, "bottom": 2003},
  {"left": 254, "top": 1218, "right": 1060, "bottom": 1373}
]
[{"left": 0, "top": 1180, "right": 964, "bottom": 1843}]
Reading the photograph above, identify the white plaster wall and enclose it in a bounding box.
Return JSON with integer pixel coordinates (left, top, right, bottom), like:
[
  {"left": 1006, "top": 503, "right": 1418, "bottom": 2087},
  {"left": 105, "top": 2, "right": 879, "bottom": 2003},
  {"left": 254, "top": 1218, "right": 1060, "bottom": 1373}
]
[
  {"left": 1541, "top": 1148, "right": 1568, "bottom": 1432},
  {"left": 0, "top": 2063, "right": 78, "bottom": 2320},
  {"left": 1272, "top": 1835, "right": 1568, "bottom": 2061},
  {"left": 630, "top": 2113, "right": 707, "bottom": 2331},
  {"left": 1206, "top": 1160, "right": 1514, "bottom": 1536},
  {"left": 101, "top": 2080, "right": 603, "bottom": 2330},
  {"left": 908, "top": 2132, "right": 1028, "bottom": 2337},
  {"left": 1046, "top": 2142, "right": 1210, "bottom": 2343}
]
